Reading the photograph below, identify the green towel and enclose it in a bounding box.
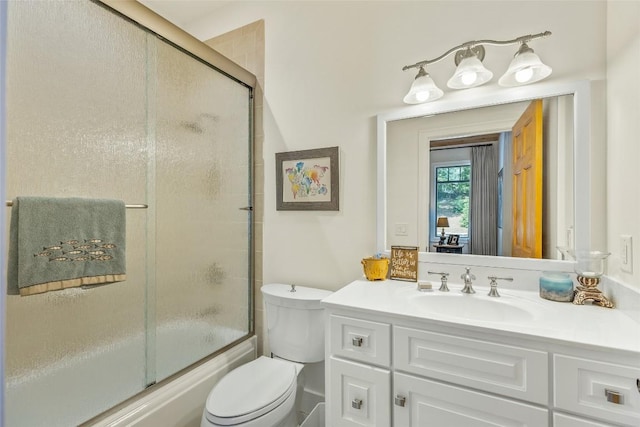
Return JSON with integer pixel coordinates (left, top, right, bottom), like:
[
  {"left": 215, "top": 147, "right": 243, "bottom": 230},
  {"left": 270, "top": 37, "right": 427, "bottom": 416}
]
[{"left": 7, "top": 197, "right": 126, "bottom": 296}]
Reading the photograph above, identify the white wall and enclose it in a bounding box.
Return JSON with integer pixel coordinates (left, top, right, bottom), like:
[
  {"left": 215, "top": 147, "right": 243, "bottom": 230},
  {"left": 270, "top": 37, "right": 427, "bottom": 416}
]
[
  {"left": 606, "top": 0, "right": 640, "bottom": 288},
  {"left": 180, "top": 1, "right": 611, "bottom": 292}
]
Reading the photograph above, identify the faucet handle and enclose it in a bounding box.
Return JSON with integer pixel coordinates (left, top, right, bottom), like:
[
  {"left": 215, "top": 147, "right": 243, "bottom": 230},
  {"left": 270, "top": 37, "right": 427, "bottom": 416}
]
[
  {"left": 487, "top": 276, "right": 514, "bottom": 297},
  {"left": 427, "top": 271, "right": 450, "bottom": 292},
  {"left": 461, "top": 267, "right": 476, "bottom": 281},
  {"left": 460, "top": 267, "right": 476, "bottom": 294}
]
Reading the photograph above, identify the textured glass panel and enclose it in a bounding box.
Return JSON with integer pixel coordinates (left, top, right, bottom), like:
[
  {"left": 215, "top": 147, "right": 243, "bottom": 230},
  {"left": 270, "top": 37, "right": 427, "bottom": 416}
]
[
  {"left": 5, "top": 1, "right": 147, "bottom": 425},
  {"left": 5, "top": 0, "right": 252, "bottom": 423},
  {"left": 154, "top": 40, "right": 251, "bottom": 381}
]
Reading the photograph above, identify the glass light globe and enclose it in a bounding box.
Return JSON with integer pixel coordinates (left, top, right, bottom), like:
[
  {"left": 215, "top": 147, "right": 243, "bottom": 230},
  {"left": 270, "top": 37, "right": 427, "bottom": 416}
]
[
  {"left": 515, "top": 67, "right": 534, "bottom": 83},
  {"left": 499, "top": 44, "right": 552, "bottom": 87},
  {"left": 403, "top": 68, "right": 444, "bottom": 104},
  {"left": 447, "top": 55, "right": 492, "bottom": 89},
  {"left": 460, "top": 71, "right": 478, "bottom": 86}
]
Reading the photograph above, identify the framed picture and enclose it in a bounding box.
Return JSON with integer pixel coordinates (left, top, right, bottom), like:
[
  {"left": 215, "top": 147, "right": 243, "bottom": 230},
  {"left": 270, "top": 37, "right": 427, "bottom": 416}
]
[
  {"left": 447, "top": 234, "right": 460, "bottom": 245},
  {"left": 390, "top": 246, "right": 418, "bottom": 282},
  {"left": 276, "top": 146, "right": 339, "bottom": 211}
]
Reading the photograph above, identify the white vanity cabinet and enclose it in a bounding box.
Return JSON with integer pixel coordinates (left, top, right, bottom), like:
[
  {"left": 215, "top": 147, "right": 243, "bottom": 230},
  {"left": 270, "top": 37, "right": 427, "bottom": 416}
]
[
  {"left": 322, "top": 280, "right": 640, "bottom": 427},
  {"left": 326, "top": 311, "right": 549, "bottom": 426}
]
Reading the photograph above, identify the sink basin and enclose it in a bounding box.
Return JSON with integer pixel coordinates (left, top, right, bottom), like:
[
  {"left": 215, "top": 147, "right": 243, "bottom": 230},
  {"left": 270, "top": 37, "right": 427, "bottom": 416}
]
[{"left": 408, "top": 292, "right": 536, "bottom": 322}]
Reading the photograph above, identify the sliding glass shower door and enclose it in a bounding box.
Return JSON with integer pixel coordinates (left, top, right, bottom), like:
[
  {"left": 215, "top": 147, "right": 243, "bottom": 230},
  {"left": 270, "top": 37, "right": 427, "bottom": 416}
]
[
  {"left": 153, "top": 32, "right": 252, "bottom": 383},
  {"left": 4, "top": 0, "right": 253, "bottom": 425}
]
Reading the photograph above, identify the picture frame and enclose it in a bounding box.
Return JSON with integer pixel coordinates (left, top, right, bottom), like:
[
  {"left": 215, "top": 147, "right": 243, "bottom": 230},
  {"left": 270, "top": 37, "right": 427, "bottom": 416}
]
[
  {"left": 447, "top": 234, "right": 460, "bottom": 245},
  {"left": 390, "top": 246, "right": 418, "bottom": 282},
  {"left": 276, "top": 146, "right": 339, "bottom": 211}
]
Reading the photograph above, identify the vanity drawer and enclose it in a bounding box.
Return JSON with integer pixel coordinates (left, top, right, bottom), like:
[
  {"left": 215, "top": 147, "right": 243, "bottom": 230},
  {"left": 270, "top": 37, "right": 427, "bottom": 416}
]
[
  {"left": 330, "top": 315, "right": 391, "bottom": 367},
  {"left": 553, "top": 412, "right": 618, "bottom": 427},
  {"left": 554, "top": 354, "right": 640, "bottom": 426},
  {"left": 394, "top": 326, "right": 548, "bottom": 404}
]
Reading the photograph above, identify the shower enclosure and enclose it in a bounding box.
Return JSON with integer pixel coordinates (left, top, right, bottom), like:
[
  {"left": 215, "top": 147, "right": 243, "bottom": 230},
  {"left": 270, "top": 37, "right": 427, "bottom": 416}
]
[{"left": 4, "top": 1, "right": 254, "bottom": 425}]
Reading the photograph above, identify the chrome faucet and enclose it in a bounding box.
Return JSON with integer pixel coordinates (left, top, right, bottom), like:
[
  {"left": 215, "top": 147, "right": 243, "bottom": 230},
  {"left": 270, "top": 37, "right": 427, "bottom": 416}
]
[
  {"left": 460, "top": 267, "right": 476, "bottom": 294},
  {"left": 427, "top": 271, "right": 450, "bottom": 292},
  {"left": 487, "top": 276, "right": 514, "bottom": 297}
]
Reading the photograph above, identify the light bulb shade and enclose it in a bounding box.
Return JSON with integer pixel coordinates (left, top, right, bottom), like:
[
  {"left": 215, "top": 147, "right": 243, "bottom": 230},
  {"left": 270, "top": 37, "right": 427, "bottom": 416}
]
[
  {"left": 403, "top": 68, "right": 444, "bottom": 104},
  {"left": 499, "top": 46, "right": 552, "bottom": 87},
  {"left": 447, "top": 56, "right": 493, "bottom": 89},
  {"left": 436, "top": 216, "right": 449, "bottom": 228}
]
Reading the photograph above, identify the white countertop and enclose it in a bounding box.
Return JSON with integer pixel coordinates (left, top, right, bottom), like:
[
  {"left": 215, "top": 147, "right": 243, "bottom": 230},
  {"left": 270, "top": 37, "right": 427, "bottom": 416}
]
[{"left": 321, "top": 279, "right": 640, "bottom": 355}]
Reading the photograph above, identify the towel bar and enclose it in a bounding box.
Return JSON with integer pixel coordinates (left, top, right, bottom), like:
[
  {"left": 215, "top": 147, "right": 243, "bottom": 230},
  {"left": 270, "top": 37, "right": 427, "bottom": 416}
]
[{"left": 5, "top": 200, "right": 148, "bottom": 209}]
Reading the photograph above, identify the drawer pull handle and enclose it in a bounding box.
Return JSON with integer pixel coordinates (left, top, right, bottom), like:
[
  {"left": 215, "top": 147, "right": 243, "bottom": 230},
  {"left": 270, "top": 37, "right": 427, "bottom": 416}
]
[
  {"left": 352, "top": 398, "right": 363, "bottom": 410},
  {"left": 352, "top": 337, "right": 364, "bottom": 347},
  {"left": 395, "top": 395, "right": 406, "bottom": 407},
  {"left": 605, "top": 389, "right": 624, "bottom": 404},
  {"left": 637, "top": 378, "right": 640, "bottom": 394}
]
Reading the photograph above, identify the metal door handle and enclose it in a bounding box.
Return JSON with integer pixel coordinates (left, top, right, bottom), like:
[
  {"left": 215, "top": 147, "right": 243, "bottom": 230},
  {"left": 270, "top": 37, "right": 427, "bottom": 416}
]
[
  {"left": 352, "top": 337, "right": 364, "bottom": 347},
  {"left": 395, "top": 395, "right": 406, "bottom": 407},
  {"left": 605, "top": 389, "right": 624, "bottom": 404},
  {"left": 352, "top": 398, "right": 363, "bottom": 409}
]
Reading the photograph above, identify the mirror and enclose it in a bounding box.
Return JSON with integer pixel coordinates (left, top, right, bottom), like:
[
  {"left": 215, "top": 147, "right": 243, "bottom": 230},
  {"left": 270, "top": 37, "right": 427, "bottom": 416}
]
[
  {"left": 377, "top": 80, "right": 592, "bottom": 266},
  {"left": 387, "top": 96, "right": 573, "bottom": 259}
]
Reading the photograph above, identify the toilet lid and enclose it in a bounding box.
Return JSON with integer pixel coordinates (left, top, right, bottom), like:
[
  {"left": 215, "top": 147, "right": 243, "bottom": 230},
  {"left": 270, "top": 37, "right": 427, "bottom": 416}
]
[{"left": 205, "top": 357, "right": 297, "bottom": 425}]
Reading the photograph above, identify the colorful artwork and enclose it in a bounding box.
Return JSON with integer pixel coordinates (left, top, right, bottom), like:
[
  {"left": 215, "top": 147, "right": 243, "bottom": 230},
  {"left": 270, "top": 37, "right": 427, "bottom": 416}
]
[
  {"left": 282, "top": 158, "right": 331, "bottom": 202},
  {"left": 276, "top": 146, "right": 339, "bottom": 211}
]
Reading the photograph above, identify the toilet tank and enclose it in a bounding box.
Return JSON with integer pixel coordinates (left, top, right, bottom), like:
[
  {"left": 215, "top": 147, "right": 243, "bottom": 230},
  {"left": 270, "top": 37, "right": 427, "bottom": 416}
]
[{"left": 261, "top": 284, "right": 332, "bottom": 363}]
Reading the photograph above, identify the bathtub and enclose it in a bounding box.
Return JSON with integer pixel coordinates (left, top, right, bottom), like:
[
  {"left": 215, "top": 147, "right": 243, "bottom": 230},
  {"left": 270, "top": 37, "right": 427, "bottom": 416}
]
[{"left": 6, "top": 321, "right": 255, "bottom": 427}]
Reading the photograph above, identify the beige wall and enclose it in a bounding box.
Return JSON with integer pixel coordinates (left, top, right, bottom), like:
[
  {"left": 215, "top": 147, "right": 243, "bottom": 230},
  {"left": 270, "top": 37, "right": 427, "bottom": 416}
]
[
  {"left": 184, "top": 1, "right": 614, "bottom": 292},
  {"left": 606, "top": 0, "right": 640, "bottom": 288}
]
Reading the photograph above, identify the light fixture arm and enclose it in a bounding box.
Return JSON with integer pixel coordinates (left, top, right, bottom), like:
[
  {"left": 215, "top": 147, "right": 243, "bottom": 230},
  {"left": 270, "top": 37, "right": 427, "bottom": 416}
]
[{"left": 402, "top": 31, "right": 551, "bottom": 71}]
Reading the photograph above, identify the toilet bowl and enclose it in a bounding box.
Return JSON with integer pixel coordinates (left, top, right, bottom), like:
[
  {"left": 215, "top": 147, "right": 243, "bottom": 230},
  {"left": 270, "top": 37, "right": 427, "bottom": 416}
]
[
  {"left": 201, "top": 284, "right": 332, "bottom": 427},
  {"left": 201, "top": 356, "right": 301, "bottom": 427}
]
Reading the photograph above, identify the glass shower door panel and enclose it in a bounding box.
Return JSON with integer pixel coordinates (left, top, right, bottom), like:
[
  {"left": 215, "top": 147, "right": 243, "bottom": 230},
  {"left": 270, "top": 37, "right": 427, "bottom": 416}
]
[
  {"left": 5, "top": 1, "right": 148, "bottom": 425},
  {"left": 154, "top": 40, "right": 251, "bottom": 381}
]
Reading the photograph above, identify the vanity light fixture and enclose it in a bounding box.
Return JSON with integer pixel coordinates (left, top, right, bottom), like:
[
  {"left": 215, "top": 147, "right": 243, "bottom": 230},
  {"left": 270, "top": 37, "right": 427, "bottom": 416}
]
[{"left": 402, "top": 31, "right": 552, "bottom": 104}]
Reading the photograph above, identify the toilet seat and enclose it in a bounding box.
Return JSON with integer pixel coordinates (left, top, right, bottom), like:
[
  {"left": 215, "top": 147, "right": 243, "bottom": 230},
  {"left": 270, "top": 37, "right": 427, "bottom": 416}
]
[{"left": 204, "top": 356, "right": 297, "bottom": 426}]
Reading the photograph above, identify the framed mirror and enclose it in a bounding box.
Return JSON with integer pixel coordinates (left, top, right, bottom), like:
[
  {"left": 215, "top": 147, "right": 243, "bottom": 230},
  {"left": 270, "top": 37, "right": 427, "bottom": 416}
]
[{"left": 376, "top": 80, "right": 592, "bottom": 269}]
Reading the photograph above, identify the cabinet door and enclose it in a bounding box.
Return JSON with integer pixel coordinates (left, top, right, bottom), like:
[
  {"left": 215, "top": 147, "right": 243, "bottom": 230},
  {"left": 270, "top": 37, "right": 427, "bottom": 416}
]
[
  {"left": 329, "top": 356, "right": 391, "bottom": 427},
  {"left": 394, "top": 372, "right": 548, "bottom": 427}
]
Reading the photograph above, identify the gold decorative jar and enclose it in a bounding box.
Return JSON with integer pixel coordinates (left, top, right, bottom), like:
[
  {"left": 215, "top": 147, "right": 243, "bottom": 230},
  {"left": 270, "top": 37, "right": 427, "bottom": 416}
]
[{"left": 361, "top": 257, "right": 389, "bottom": 281}]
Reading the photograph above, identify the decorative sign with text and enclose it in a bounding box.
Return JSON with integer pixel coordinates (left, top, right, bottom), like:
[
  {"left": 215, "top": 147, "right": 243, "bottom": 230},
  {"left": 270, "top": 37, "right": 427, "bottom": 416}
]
[{"left": 390, "top": 246, "right": 418, "bottom": 282}]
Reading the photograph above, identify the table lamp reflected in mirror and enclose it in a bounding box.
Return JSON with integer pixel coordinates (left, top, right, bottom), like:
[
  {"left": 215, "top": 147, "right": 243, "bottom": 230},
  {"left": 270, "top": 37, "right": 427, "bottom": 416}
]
[{"left": 437, "top": 216, "right": 449, "bottom": 245}]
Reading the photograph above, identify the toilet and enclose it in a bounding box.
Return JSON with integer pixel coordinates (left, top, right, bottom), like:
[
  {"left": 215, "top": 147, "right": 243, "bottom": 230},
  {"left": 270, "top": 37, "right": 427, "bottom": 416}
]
[{"left": 201, "top": 283, "right": 332, "bottom": 427}]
